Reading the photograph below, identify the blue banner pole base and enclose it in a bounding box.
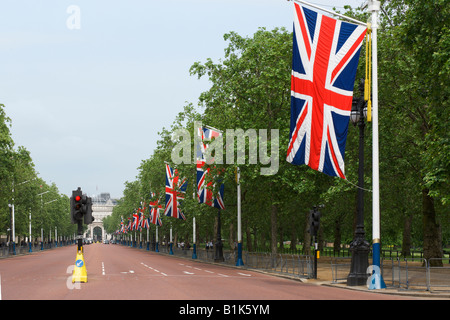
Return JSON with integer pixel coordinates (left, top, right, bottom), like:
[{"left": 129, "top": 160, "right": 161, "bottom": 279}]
[
  {"left": 369, "top": 242, "right": 386, "bottom": 289},
  {"left": 236, "top": 242, "right": 244, "bottom": 266},
  {"left": 192, "top": 244, "right": 197, "bottom": 259},
  {"left": 155, "top": 242, "right": 159, "bottom": 252}
]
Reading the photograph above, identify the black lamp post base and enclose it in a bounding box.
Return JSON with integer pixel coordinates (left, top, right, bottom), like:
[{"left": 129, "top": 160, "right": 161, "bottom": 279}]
[
  {"left": 214, "top": 241, "right": 224, "bottom": 262},
  {"left": 347, "top": 237, "right": 370, "bottom": 286}
]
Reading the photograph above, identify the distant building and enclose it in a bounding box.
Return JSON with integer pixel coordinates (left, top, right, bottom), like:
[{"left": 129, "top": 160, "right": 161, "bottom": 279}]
[{"left": 85, "top": 192, "right": 117, "bottom": 241}]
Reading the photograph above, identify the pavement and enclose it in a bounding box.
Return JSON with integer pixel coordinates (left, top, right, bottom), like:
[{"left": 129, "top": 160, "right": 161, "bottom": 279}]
[
  {"left": 170, "top": 253, "right": 450, "bottom": 300},
  {"left": 265, "top": 262, "right": 450, "bottom": 300}
]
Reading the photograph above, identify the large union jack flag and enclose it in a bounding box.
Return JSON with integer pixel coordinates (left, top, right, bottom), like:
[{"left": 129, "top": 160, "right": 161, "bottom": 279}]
[
  {"left": 149, "top": 192, "right": 163, "bottom": 226},
  {"left": 286, "top": 4, "right": 367, "bottom": 179},
  {"left": 196, "top": 126, "right": 225, "bottom": 209},
  {"left": 164, "top": 163, "right": 187, "bottom": 220}
]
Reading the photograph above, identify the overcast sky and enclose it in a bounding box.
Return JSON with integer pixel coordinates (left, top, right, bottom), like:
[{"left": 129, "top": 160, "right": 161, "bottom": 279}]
[{"left": 0, "top": 0, "right": 366, "bottom": 199}]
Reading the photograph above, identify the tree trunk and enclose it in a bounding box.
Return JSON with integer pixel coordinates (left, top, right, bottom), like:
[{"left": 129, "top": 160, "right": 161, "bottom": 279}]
[
  {"left": 303, "top": 211, "right": 311, "bottom": 256},
  {"left": 422, "top": 188, "right": 443, "bottom": 267},
  {"left": 334, "top": 217, "right": 342, "bottom": 254},
  {"left": 270, "top": 204, "right": 278, "bottom": 254},
  {"left": 245, "top": 222, "right": 253, "bottom": 252},
  {"left": 289, "top": 214, "right": 297, "bottom": 252},
  {"left": 401, "top": 213, "right": 413, "bottom": 257},
  {"left": 229, "top": 222, "right": 235, "bottom": 250}
]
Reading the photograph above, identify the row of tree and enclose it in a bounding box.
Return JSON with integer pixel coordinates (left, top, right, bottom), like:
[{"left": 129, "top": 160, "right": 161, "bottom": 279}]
[
  {"left": 105, "top": 0, "right": 448, "bottom": 264},
  {"left": 0, "top": 104, "right": 75, "bottom": 246}
]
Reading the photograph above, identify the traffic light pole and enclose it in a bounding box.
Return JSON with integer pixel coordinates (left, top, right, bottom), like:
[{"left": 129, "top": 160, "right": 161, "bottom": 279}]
[
  {"left": 77, "top": 220, "right": 83, "bottom": 252},
  {"left": 310, "top": 205, "right": 323, "bottom": 279},
  {"left": 71, "top": 187, "right": 92, "bottom": 283},
  {"left": 313, "top": 235, "right": 318, "bottom": 279}
]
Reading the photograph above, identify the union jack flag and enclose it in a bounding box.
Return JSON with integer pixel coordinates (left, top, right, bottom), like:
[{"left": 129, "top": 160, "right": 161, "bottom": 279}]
[
  {"left": 137, "top": 205, "right": 146, "bottom": 230},
  {"left": 149, "top": 192, "right": 163, "bottom": 226},
  {"left": 196, "top": 126, "right": 225, "bottom": 209},
  {"left": 131, "top": 211, "right": 139, "bottom": 231},
  {"left": 286, "top": 4, "right": 367, "bottom": 179},
  {"left": 164, "top": 163, "right": 187, "bottom": 220},
  {"left": 127, "top": 217, "right": 132, "bottom": 232},
  {"left": 120, "top": 216, "right": 125, "bottom": 233},
  {"left": 143, "top": 216, "right": 150, "bottom": 229}
]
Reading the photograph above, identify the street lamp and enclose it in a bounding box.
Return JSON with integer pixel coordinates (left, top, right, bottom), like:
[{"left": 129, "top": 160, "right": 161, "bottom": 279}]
[
  {"left": 10, "top": 177, "right": 37, "bottom": 255},
  {"left": 347, "top": 81, "right": 370, "bottom": 286}
]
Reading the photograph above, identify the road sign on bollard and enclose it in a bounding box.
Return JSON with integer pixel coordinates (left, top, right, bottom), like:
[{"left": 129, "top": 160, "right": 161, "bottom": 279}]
[{"left": 72, "top": 247, "right": 87, "bottom": 283}]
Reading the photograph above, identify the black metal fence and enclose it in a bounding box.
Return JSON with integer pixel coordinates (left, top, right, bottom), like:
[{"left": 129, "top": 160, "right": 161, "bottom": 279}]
[{"left": 331, "top": 256, "right": 450, "bottom": 293}]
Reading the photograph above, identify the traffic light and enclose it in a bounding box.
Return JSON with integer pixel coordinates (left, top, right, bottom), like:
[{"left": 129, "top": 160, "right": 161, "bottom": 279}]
[
  {"left": 70, "top": 188, "right": 83, "bottom": 223},
  {"left": 309, "top": 207, "right": 321, "bottom": 236},
  {"left": 70, "top": 187, "right": 94, "bottom": 225},
  {"left": 83, "top": 196, "right": 94, "bottom": 225}
]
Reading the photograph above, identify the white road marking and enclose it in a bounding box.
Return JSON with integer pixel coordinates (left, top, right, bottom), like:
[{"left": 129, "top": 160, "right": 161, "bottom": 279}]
[
  {"left": 237, "top": 272, "right": 252, "bottom": 277},
  {"left": 141, "top": 262, "right": 167, "bottom": 276},
  {"left": 217, "top": 273, "right": 229, "bottom": 277},
  {"left": 183, "top": 271, "right": 195, "bottom": 275}
]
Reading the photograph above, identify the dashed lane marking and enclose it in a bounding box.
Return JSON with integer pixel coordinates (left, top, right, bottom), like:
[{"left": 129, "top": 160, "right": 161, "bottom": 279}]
[{"left": 141, "top": 262, "right": 167, "bottom": 276}]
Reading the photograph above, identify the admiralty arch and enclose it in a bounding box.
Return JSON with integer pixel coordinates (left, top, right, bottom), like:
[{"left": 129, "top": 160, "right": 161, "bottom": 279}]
[{"left": 85, "top": 193, "right": 117, "bottom": 242}]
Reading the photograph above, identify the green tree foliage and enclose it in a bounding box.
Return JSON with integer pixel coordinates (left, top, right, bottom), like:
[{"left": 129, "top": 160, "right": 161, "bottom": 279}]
[
  {"left": 108, "top": 1, "right": 449, "bottom": 260},
  {"left": 0, "top": 104, "right": 74, "bottom": 244}
]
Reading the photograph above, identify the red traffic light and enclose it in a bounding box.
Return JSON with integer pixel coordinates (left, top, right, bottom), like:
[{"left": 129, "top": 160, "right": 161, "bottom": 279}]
[{"left": 75, "top": 195, "right": 81, "bottom": 201}]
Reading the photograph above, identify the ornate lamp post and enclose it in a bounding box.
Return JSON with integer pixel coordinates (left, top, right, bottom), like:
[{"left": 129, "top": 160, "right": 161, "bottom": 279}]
[{"left": 347, "top": 82, "right": 370, "bottom": 286}]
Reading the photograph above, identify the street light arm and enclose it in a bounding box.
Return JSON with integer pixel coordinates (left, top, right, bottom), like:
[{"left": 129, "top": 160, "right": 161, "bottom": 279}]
[{"left": 44, "top": 199, "right": 58, "bottom": 205}]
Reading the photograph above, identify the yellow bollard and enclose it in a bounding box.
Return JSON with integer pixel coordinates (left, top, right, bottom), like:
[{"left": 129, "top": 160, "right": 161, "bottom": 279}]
[{"left": 72, "top": 247, "right": 87, "bottom": 283}]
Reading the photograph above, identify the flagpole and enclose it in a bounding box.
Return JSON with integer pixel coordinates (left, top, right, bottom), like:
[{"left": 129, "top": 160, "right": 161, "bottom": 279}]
[
  {"left": 369, "top": 0, "right": 385, "bottom": 290},
  {"left": 292, "top": 0, "right": 366, "bottom": 26},
  {"left": 236, "top": 166, "right": 244, "bottom": 266},
  {"left": 146, "top": 224, "right": 150, "bottom": 251},
  {"left": 155, "top": 226, "right": 159, "bottom": 252},
  {"left": 169, "top": 225, "right": 173, "bottom": 255},
  {"left": 192, "top": 216, "right": 197, "bottom": 259}
]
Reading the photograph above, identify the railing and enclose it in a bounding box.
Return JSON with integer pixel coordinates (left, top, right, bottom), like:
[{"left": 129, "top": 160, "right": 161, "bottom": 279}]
[
  {"left": 330, "top": 256, "right": 450, "bottom": 292},
  {"left": 0, "top": 241, "right": 74, "bottom": 257},
  {"left": 330, "top": 257, "right": 352, "bottom": 283}
]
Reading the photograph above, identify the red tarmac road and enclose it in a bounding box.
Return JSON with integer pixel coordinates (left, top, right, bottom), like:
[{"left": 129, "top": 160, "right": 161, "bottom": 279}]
[{"left": 0, "top": 243, "right": 414, "bottom": 301}]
